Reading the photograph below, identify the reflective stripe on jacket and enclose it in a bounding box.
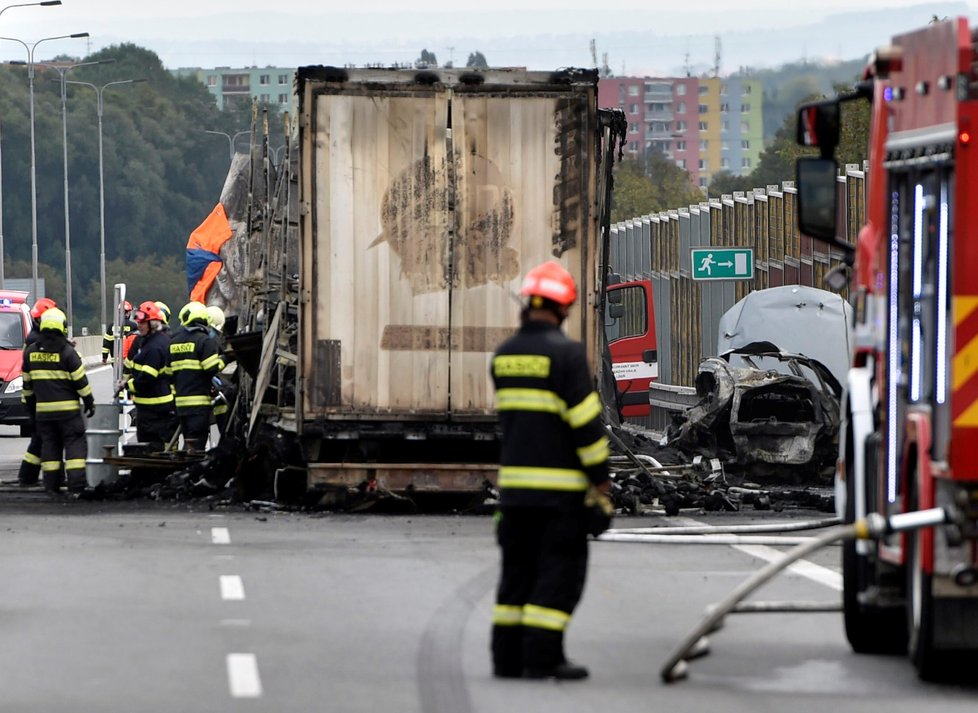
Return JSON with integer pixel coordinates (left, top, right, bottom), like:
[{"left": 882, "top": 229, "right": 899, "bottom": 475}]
[
  {"left": 23, "top": 332, "right": 94, "bottom": 421},
  {"left": 128, "top": 330, "right": 174, "bottom": 410},
  {"left": 491, "top": 320, "right": 609, "bottom": 509},
  {"left": 165, "top": 323, "right": 224, "bottom": 413}
]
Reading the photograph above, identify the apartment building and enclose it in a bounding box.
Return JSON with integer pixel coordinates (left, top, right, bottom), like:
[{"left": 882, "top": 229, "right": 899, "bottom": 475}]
[
  {"left": 598, "top": 75, "right": 763, "bottom": 190},
  {"left": 173, "top": 66, "right": 297, "bottom": 112}
]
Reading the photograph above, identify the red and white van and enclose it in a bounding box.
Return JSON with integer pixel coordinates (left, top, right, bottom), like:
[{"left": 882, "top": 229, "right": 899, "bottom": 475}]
[{"left": 0, "top": 290, "right": 35, "bottom": 434}]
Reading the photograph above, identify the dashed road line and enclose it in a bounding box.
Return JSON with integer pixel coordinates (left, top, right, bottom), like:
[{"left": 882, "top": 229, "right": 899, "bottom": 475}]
[
  {"left": 220, "top": 575, "right": 245, "bottom": 601},
  {"left": 227, "top": 653, "right": 263, "bottom": 698},
  {"left": 211, "top": 527, "right": 231, "bottom": 544}
]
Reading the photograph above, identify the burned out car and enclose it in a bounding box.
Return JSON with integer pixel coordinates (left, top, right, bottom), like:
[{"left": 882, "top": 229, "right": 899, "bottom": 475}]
[{"left": 665, "top": 341, "right": 842, "bottom": 480}]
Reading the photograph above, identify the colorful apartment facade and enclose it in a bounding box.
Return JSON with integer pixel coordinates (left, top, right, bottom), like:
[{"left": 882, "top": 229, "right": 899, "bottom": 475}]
[{"left": 598, "top": 75, "right": 763, "bottom": 190}]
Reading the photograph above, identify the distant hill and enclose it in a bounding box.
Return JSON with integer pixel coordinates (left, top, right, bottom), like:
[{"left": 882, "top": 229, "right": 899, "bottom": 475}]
[{"left": 745, "top": 58, "right": 868, "bottom": 144}]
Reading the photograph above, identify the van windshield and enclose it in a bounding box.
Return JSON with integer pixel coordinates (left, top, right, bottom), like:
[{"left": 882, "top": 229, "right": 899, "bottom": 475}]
[{"left": 0, "top": 311, "right": 25, "bottom": 349}]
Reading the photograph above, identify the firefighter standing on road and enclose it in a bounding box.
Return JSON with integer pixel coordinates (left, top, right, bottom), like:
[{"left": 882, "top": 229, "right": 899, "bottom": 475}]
[
  {"left": 17, "top": 297, "right": 57, "bottom": 487},
  {"left": 22, "top": 308, "right": 95, "bottom": 494},
  {"left": 167, "top": 301, "right": 224, "bottom": 451},
  {"left": 127, "top": 303, "right": 176, "bottom": 451},
  {"left": 489, "top": 260, "right": 612, "bottom": 681}
]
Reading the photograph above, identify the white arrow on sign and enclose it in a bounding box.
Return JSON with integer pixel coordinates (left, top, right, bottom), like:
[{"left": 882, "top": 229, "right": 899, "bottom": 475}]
[{"left": 718, "top": 261, "right": 733, "bottom": 267}]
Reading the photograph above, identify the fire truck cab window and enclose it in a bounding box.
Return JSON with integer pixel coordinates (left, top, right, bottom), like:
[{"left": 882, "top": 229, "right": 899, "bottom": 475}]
[{"left": 605, "top": 285, "right": 647, "bottom": 342}]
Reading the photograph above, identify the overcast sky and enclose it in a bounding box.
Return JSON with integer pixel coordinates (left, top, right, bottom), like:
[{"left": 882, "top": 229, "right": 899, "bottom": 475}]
[{"left": 0, "top": 0, "right": 975, "bottom": 73}]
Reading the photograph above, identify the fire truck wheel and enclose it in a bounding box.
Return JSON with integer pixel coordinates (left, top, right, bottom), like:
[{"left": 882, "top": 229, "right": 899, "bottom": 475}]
[
  {"left": 841, "top": 424, "right": 906, "bottom": 654},
  {"left": 906, "top": 487, "right": 944, "bottom": 681}
]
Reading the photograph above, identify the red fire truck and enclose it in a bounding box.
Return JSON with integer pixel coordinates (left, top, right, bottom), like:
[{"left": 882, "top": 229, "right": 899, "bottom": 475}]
[
  {"left": 795, "top": 18, "right": 978, "bottom": 679},
  {"left": 606, "top": 278, "right": 657, "bottom": 418}
]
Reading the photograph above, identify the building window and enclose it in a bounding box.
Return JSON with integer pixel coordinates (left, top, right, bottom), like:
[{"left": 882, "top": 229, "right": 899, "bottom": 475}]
[
  {"left": 721, "top": 157, "right": 729, "bottom": 169},
  {"left": 259, "top": 75, "right": 270, "bottom": 85},
  {"left": 676, "top": 140, "right": 686, "bottom": 151},
  {"left": 698, "top": 104, "right": 708, "bottom": 114},
  {"left": 260, "top": 93, "right": 270, "bottom": 102},
  {"left": 721, "top": 141, "right": 729, "bottom": 151},
  {"left": 699, "top": 177, "right": 707, "bottom": 188},
  {"left": 676, "top": 102, "right": 686, "bottom": 113},
  {"left": 698, "top": 85, "right": 708, "bottom": 95},
  {"left": 628, "top": 103, "right": 638, "bottom": 114},
  {"left": 698, "top": 121, "right": 708, "bottom": 131},
  {"left": 742, "top": 140, "right": 750, "bottom": 149},
  {"left": 720, "top": 84, "right": 727, "bottom": 95},
  {"left": 741, "top": 103, "right": 751, "bottom": 112},
  {"left": 700, "top": 140, "right": 708, "bottom": 149},
  {"left": 719, "top": 103, "right": 728, "bottom": 113},
  {"left": 699, "top": 159, "right": 707, "bottom": 170},
  {"left": 629, "top": 123, "right": 638, "bottom": 134},
  {"left": 744, "top": 84, "right": 752, "bottom": 94},
  {"left": 675, "top": 84, "right": 686, "bottom": 95},
  {"left": 207, "top": 75, "right": 217, "bottom": 86},
  {"left": 279, "top": 93, "right": 289, "bottom": 104},
  {"left": 741, "top": 121, "right": 750, "bottom": 133},
  {"left": 629, "top": 141, "right": 638, "bottom": 151},
  {"left": 675, "top": 120, "right": 687, "bottom": 131},
  {"left": 722, "top": 121, "right": 730, "bottom": 131},
  {"left": 628, "top": 85, "right": 639, "bottom": 96},
  {"left": 677, "top": 159, "right": 686, "bottom": 169},
  {"left": 742, "top": 157, "right": 752, "bottom": 169},
  {"left": 278, "top": 74, "right": 289, "bottom": 85}
]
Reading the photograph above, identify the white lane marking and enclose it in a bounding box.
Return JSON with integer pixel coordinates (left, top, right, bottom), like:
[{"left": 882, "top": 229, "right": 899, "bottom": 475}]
[
  {"left": 85, "top": 365, "right": 112, "bottom": 374},
  {"left": 733, "top": 544, "right": 843, "bottom": 591},
  {"left": 211, "top": 527, "right": 231, "bottom": 544},
  {"left": 219, "top": 619, "right": 252, "bottom": 627},
  {"left": 220, "top": 575, "right": 245, "bottom": 601},
  {"left": 227, "top": 653, "right": 262, "bottom": 698}
]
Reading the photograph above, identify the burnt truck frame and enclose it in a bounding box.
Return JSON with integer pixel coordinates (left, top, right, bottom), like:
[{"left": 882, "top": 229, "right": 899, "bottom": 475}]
[{"left": 245, "top": 66, "right": 627, "bottom": 501}]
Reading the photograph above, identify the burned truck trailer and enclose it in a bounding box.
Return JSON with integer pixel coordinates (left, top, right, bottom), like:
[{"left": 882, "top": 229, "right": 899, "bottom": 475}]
[{"left": 242, "top": 66, "right": 623, "bottom": 499}]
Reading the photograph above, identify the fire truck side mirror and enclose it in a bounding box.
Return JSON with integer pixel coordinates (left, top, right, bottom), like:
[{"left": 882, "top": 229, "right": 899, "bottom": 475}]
[
  {"left": 796, "top": 157, "right": 839, "bottom": 244},
  {"left": 796, "top": 99, "right": 840, "bottom": 153},
  {"left": 607, "top": 286, "right": 623, "bottom": 304}
]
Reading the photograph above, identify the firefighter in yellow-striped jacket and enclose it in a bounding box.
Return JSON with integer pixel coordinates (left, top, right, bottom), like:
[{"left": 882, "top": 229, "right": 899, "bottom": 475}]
[
  {"left": 22, "top": 308, "right": 95, "bottom": 494},
  {"left": 489, "top": 261, "right": 611, "bottom": 682},
  {"left": 166, "top": 302, "right": 224, "bottom": 450}
]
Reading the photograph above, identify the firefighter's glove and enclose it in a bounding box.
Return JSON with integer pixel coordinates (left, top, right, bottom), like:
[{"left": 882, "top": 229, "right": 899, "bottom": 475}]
[
  {"left": 584, "top": 486, "right": 614, "bottom": 537},
  {"left": 84, "top": 402, "right": 96, "bottom": 419}
]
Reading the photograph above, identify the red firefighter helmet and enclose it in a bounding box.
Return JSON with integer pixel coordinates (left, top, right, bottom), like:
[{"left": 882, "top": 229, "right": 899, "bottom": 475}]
[
  {"left": 122, "top": 300, "right": 133, "bottom": 314},
  {"left": 520, "top": 260, "right": 577, "bottom": 307},
  {"left": 30, "top": 297, "right": 57, "bottom": 321},
  {"left": 133, "top": 303, "right": 163, "bottom": 323}
]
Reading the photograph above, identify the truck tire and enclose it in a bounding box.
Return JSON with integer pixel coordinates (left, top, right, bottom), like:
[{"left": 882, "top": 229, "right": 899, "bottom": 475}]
[
  {"left": 841, "top": 428, "right": 906, "bottom": 654},
  {"left": 906, "top": 486, "right": 946, "bottom": 680}
]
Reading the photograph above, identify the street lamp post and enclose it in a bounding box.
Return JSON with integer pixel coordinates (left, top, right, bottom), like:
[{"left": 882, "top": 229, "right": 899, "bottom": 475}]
[
  {"left": 66, "top": 77, "right": 145, "bottom": 334},
  {"left": 0, "top": 1, "right": 61, "bottom": 20},
  {"left": 204, "top": 129, "right": 250, "bottom": 161},
  {"left": 44, "top": 58, "right": 115, "bottom": 337},
  {"left": 0, "top": 31, "right": 88, "bottom": 303}
]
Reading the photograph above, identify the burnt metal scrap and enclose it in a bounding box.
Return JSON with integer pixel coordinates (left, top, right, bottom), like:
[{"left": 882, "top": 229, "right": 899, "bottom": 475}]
[
  {"left": 605, "top": 451, "right": 834, "bottom": 517},
  {"left": 661, "top": 341, "right": 842, "bottom": 482}
]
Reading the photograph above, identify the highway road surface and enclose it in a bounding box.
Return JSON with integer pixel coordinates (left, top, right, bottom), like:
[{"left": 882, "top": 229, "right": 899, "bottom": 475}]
[{"left": 0, "top": 366, "right": 975, "bottom": 711}]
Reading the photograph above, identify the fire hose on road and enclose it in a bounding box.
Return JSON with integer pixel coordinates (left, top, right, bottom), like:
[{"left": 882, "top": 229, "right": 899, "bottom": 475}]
[{"left": 649, "top": 507, "right": 949, "bottom": 682}]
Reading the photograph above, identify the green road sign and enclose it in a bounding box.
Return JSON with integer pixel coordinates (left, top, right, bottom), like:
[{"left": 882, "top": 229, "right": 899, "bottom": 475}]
[{"left": 690, "top": 247, "right": 754, "bottom": 281}]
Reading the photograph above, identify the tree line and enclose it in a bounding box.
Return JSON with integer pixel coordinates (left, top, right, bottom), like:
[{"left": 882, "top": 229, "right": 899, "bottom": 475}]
[{"left": 0, "top": 43, "right": 255, "bottom": 330}]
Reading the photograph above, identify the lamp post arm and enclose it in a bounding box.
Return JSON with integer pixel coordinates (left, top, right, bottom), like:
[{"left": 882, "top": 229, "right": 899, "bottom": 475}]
[{"left": 0, "top": 1, "right": 63, "bottom": 19}]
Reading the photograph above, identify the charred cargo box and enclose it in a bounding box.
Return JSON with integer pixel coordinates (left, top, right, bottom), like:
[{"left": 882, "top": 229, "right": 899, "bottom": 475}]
[{"left": 295, "top": 67, "right": 606, "bottom": 494}]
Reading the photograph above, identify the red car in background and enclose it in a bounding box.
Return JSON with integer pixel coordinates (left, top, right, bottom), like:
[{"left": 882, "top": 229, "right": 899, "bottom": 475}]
[{"left": 0, "top": 290, "right": 34, "bottom": 434}]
